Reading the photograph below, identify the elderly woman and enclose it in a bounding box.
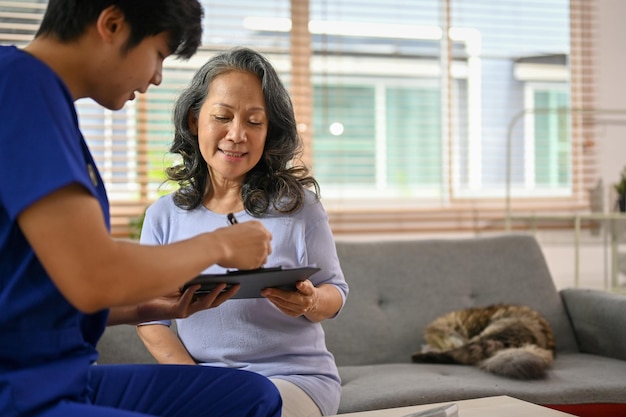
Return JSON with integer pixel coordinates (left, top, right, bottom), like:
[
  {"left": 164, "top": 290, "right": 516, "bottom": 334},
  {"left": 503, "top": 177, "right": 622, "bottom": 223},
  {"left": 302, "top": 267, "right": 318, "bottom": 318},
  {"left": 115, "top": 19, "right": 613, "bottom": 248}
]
[{"left": 137, "top": 47, "right": 349, "bottom": 417}]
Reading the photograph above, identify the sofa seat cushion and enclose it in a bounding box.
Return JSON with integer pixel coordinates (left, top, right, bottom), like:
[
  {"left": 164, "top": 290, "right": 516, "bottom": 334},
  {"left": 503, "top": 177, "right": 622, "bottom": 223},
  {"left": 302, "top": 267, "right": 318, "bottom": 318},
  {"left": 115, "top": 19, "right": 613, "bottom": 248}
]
[{"left": 336, "top": 353, "right": 626, "bottom": 414}]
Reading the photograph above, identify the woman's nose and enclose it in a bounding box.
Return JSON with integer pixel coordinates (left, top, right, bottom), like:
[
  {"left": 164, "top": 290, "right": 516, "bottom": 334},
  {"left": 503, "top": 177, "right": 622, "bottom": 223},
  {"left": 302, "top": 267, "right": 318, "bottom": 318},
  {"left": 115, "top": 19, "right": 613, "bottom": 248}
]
[{"left": 226, "top": 121, "right": 247, "bottom": 143}]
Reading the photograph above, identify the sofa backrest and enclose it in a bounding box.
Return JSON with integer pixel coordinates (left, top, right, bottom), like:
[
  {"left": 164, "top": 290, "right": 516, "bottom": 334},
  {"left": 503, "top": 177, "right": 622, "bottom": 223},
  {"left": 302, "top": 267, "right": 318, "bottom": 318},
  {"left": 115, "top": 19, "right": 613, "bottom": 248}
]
[{"left": 322, "top": 234, "right": 578, "bottom": 366}]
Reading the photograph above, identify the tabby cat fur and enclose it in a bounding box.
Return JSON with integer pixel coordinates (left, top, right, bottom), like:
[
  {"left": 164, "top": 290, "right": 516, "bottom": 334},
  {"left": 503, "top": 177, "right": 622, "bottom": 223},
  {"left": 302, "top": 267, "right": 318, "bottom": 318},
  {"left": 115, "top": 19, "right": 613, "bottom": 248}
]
[{"left": 411, "top": 304, "right": 555, "bottom": 379}]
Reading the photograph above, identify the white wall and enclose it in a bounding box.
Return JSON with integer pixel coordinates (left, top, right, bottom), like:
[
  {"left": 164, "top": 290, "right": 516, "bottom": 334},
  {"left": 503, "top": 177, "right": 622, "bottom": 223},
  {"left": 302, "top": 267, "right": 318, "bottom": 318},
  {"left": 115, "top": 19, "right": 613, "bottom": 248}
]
[{"left": 595, "top": 0, "right": 626, "bottom": 204}]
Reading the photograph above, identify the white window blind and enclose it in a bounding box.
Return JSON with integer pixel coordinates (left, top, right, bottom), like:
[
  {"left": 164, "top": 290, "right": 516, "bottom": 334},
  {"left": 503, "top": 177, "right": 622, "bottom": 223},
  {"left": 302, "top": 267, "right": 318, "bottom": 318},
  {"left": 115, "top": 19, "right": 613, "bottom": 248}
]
[
  {"left": 0, "top": 0, "right": 597, "bottom": 236},
  {"left": 303, "top": 0, "right": 597, "bottom": 233}
]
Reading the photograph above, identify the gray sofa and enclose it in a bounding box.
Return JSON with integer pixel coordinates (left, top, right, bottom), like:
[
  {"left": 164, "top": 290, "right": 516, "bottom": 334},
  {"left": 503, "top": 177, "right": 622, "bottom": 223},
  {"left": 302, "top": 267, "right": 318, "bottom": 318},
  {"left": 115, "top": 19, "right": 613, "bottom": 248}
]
[{"left": 97, "top": 234, "right": 626, "bottom": 416}]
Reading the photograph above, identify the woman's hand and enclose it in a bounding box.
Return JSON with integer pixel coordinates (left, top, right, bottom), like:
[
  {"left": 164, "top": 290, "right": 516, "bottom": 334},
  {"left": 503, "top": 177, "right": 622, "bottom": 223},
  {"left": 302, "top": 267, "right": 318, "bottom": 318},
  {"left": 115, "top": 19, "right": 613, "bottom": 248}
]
[
  {"left": 262, "top": 279, "right": 318, "bottom": 317},
  {"left": 261, "top": 281, "right": 342, "bottom": 323}
]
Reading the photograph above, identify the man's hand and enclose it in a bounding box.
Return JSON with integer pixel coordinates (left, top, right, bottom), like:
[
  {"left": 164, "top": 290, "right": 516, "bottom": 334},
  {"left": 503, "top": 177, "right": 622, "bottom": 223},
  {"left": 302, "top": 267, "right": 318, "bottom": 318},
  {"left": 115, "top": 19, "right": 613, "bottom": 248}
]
[
  {"left": 213, "top": 221, "right": 273, "bottom": 270},
  {"left": 108, "top": 283, "right": 239, "bottom": 325},
  {"left": 140, "top": 283, "right": 239, "bottom": 320}
]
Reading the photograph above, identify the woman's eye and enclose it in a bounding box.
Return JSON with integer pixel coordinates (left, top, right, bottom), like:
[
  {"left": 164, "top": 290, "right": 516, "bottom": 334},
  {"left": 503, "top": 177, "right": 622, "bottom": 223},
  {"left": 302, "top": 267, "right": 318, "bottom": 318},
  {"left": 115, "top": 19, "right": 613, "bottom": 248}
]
[{"left": 213, "top": 115, "right": 229, "bottom": 122}]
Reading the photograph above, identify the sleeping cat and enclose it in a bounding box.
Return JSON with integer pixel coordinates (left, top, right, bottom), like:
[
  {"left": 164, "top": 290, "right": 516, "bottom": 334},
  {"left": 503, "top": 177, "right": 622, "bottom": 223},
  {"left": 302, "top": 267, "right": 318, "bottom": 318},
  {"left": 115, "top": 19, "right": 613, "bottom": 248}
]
[{"left": 411, "top": 304, "right": 555, "bottom": 379}]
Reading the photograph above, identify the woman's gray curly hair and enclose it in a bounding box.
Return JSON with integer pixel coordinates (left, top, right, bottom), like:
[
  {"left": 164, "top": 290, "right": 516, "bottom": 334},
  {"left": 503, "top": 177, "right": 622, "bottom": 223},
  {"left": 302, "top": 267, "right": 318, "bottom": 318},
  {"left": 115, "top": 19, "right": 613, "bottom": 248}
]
[{"left": 167, "top": 46, "right": 319, "bottom": 216}]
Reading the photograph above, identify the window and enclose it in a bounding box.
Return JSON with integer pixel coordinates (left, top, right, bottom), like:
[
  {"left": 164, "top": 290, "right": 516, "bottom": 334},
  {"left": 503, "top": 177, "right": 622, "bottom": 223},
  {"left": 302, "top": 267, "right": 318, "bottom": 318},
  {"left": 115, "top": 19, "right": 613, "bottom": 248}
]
[
  {"left": 525, "top": 85, "right": 571, "bottom": 193},
  {"left": 513, "top": 53, "right": 572, "bottom": 197},
  {"left": 0, "top": 0, "right": 595, "bottom": 235},
  {"left": 304, "top": 0, "right": 594, "bottom": 230},
  {"left": 313, "top": 80, "right": 443, "bottom": 198}
]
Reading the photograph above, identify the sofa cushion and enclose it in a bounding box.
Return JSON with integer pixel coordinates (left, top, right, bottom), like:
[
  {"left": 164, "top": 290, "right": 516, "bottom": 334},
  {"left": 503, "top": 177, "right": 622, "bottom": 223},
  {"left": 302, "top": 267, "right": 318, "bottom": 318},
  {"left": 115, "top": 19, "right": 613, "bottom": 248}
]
[
  {"left": 97, "top": 324, "right": 156, "bottom": 364},
  {"left": 335, "top": 352, "right": 626, "bottom": 413},
  {"left": 324, "top": 235, "right": 579, "bottom": 366}
]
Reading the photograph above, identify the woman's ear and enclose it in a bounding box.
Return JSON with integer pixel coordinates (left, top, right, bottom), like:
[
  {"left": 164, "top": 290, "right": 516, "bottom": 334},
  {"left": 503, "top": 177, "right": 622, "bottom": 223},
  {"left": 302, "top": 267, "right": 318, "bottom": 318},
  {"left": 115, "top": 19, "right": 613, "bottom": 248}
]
[{"left": 188, "top": 110, "right": 199, "bottom": 136}]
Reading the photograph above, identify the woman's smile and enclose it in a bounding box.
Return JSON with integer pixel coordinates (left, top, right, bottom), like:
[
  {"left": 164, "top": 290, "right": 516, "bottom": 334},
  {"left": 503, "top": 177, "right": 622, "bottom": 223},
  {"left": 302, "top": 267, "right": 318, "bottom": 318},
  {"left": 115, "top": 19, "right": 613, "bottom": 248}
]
[{"left": 220, "top": 149, "right": 247, "bottom": 159}]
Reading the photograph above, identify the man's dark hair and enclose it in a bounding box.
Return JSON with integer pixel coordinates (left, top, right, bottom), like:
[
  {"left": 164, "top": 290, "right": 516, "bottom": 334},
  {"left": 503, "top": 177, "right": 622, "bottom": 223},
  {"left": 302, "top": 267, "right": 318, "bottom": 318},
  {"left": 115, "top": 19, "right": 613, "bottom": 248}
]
[{"left": 36, "top": 0, "right": 203, "bottom": 59}]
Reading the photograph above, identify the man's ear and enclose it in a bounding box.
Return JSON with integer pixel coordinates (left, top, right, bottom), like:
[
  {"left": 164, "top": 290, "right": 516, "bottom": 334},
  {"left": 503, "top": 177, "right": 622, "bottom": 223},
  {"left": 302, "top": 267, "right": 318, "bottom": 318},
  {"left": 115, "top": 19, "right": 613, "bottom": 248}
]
[
  {"left": 95, "top": 5, "right": 126, "bottom": 43},
  {"left": 188, "top": 110, "right": 199, "bottom": 135}
]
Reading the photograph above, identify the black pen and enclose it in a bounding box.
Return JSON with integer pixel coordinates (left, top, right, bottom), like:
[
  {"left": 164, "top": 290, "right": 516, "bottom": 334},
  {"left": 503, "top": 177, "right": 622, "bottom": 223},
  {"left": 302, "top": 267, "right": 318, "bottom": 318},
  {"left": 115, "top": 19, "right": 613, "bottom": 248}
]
[{"left": 227, "top": 212, "right": 238, "bottom": 225}]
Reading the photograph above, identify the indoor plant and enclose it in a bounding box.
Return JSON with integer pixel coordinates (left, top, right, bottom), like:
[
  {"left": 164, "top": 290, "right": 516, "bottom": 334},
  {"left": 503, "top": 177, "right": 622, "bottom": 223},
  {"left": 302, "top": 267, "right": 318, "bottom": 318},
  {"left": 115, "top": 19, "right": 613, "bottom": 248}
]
[{"left": 614, "top": 166, "right": 626, "bottom": 212}]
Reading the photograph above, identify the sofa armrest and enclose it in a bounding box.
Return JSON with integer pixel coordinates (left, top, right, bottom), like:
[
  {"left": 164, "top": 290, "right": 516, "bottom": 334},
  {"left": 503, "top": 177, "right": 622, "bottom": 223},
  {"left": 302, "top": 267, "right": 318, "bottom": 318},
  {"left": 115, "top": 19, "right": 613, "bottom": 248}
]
[{"left": 560, "top": 288, "right": 626, "bottom": 361}]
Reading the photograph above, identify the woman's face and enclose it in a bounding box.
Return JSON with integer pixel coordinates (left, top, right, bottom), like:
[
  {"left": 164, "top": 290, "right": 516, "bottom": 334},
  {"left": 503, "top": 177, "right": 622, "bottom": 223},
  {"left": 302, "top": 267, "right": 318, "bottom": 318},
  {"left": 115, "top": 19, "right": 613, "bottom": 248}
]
[{"left": 190, "top": 70, "right": 268, "bottom": 186}]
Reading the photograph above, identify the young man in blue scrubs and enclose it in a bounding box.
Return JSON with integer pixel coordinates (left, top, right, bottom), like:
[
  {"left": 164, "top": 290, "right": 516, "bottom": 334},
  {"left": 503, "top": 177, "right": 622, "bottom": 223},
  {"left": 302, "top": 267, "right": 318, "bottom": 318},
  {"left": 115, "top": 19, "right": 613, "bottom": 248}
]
[{"left": 0, "top": 1, "right": 280, "bottom": 416}]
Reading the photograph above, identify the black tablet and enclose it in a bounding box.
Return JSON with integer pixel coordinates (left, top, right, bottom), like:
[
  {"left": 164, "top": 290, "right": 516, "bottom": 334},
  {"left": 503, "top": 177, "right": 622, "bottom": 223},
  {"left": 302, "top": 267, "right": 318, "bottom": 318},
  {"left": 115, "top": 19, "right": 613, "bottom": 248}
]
[{"left": 182, "top": 266, "right": 321, "bottom": 299}]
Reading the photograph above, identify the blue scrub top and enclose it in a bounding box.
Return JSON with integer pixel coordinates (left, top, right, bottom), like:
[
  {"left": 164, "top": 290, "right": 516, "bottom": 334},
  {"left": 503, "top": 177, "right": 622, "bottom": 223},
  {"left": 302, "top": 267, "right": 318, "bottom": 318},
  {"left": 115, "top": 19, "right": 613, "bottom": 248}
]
[{"left": 0, "top": 45, "right": 110, "bottom": 415}]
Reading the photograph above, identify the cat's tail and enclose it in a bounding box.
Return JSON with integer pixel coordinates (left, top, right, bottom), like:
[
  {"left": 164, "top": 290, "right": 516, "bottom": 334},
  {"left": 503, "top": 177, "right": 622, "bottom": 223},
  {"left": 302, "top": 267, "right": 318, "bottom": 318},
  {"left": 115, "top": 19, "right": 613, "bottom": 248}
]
[{"left": 479, "top": 344, "right": 554, "bottom": 379}]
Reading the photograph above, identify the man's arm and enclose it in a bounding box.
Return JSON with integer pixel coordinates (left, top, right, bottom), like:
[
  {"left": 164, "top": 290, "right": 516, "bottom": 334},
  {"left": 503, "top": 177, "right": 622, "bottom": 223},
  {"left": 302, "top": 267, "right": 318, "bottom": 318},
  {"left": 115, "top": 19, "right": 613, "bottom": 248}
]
[{"left": 18, "top": 183, "right": 271, "bottom": 313}]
